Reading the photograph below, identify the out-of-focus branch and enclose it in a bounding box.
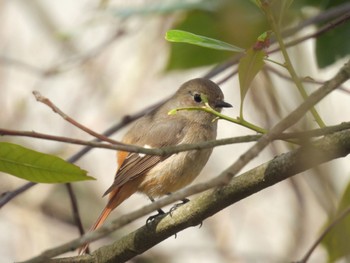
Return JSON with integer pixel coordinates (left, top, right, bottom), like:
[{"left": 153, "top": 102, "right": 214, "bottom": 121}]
[{"left": 266, "top": 65, "right": 350, "bottom": 94}]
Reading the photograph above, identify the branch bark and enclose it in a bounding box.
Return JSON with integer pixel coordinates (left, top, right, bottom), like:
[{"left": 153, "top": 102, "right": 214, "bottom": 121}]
[
  {"left": 46, "top": 128, "right": 350, "bottom": 263},
  {"left": 20, "top": 59, "right": 350, "bottom": 263}
]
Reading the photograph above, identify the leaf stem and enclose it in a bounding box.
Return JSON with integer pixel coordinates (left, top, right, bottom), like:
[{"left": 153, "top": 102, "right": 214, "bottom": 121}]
[
  {"left": 170, "top": 106, "right": 267, "bottom": 134},
  {"left": 261, "top": 1, "right": 326, "bottom": 128}
]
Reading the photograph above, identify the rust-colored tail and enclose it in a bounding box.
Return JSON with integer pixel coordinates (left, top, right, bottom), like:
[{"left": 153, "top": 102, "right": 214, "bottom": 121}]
[
  {"left": 78, "top": 185, "right": 136, "bottom": 255},
  {"left": 78, "top": 205, "right": 113, "bottom": 255}
]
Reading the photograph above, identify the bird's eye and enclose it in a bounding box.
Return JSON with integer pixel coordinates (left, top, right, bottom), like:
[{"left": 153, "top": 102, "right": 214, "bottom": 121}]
[{"left": 193, "top": 93, "right": 202, "bottom": 103}]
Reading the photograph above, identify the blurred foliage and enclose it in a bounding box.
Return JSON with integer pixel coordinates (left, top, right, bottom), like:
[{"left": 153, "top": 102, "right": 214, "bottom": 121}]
[
  {"left": 303, "top": 0, "right": 350, "bottom": 68},
  {"left": 165, "top": 0, "right": 349, "bottom": 70},
  {"left": 165, "top": 0, "right": 269, "bottom": 70},
  {"left": 322, "top": 183, "right": 350, "bottom": 262}
]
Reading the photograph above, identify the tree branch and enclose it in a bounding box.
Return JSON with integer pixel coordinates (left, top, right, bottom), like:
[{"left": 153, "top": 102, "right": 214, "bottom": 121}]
[{"left": 30, "top": 128, "right": 350, "bottom": 263}]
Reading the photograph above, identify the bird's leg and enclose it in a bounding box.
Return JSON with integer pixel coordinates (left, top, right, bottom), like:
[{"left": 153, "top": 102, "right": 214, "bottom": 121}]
[
  {"left": 148, "top": 196, "right": 166, "bottom": 214},
  {"left": 146, "top": 196, "right": 166, "bottom": 224}
]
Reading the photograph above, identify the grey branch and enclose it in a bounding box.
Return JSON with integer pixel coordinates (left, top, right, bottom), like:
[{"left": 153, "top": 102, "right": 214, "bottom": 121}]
[{"left": 43, "top": 128, "right": 350, "bottom": 263}]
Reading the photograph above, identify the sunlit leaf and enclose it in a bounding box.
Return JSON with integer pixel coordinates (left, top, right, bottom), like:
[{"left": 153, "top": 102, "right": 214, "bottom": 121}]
[
  {"left": 166, "top": 30, "right": 244, "bottom": 52},
  {"left": 0, "top": 142, "right": 94, "bottom": 183},
  {"left": 165, "top": 11, "right": 232, "bottom": 70}
]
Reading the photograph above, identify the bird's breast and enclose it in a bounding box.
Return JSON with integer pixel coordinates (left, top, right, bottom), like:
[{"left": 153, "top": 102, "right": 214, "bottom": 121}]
[{"left": 137, "top": 124, "right": 216, "bottom": 197}]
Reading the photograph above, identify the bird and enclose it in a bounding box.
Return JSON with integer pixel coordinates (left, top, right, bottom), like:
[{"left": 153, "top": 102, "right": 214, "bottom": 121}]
[{"left": 79, "top": 78, "right": 231, "bottom": 254}]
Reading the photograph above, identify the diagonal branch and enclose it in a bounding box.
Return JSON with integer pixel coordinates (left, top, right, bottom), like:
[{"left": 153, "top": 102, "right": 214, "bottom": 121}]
[
  {"left": 20, "top": 60, "right": 350, "bottom": 263},
  {"left": 34, "top": 128, "right": 350, "bottom": 263},
  {"left": 32, "top": 91, "right": 123, "bottom": 145}
]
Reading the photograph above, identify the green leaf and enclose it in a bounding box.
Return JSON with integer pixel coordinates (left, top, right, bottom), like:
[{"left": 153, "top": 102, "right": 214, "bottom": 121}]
[
  {"left": 316, "top": 22, "right": 350, "bottom": 68},
  {"left": 302, "top": 0, "right": 350, "bottom": 68},
  {"left": 322, "top": 182, "right": 350, "bottom": 262},
  {"left": 165, "top": 4, "right": 268, "bottom": 70},
  {"left": 238, "top": 48, "right": 266, "bottom": 116},
  {"left": 166, "top": 30, "right": 244, "bottom": 52},
  {"left": 0, "top": 142, "right": 94, "bottom": 183}
]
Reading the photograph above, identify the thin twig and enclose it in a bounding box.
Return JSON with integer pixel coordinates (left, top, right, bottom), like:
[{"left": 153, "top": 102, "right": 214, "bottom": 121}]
[
  {"left": 65, "top": 184, "right": 89, "bottom": 253},
  {"left": 266, "top": 65, "right": 350, "bottom": 94},
  {"left": 1, "top": 122, "right": 350, "bottom": 156},
  {"left": 271, "top": 10, "right": 350, "bottom": 54},
  {"left": 0, "top": 182, "right": 36, "bottom": 209},
  {"left": 65, "top": 184, "right": 88, "bottom": 253},
  {"left": 0, "top": 56, "right": 45, "bottom": 76},
  {"left": 32, "top": 91, "right": 123, "bottom": 145}
]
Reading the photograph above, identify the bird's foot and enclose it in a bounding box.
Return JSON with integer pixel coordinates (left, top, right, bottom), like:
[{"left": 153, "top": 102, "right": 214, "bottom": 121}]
[
  {"left": 146, "top": 208, "right": 166, "bottom": 225},
  {"left": 169, "top": 198, "right": 190, "bottom": 216}
]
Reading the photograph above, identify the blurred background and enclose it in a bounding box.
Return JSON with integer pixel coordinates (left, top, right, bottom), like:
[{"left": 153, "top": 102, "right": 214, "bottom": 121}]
[{"left": 0, "top": 0, "right": 350, "bottom": 262}]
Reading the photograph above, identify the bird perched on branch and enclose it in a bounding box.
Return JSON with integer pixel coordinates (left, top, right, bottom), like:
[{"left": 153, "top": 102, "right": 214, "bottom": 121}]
[{"left": 79, "top": 78, "right": 232, "bottom": 254}]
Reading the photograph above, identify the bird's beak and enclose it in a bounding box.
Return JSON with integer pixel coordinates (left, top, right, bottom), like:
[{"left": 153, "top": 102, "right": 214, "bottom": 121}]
[{"left": 215, "top": 100, "right": 232, "bottom": 108}]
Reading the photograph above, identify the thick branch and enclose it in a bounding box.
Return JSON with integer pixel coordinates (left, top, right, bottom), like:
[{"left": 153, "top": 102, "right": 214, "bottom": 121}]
[
  {"left": 46, "top": 128, "right": 350, "bottom": 263},
  {"left": 21, "top": 59, "right": 350, "bottom": 263}
]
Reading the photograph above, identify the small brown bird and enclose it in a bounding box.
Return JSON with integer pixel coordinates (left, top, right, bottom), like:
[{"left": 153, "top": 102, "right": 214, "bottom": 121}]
[{"left": 80, "top": 78, "right": 231, "bottom": 254}]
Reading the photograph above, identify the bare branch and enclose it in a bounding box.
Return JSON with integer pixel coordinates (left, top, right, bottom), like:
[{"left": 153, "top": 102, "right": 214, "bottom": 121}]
[{"left": 32, "top": 91, "right": 123, "bottom": 145}]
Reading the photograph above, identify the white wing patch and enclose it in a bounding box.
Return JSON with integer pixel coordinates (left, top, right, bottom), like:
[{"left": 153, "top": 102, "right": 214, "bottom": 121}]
[{"left": 139, "top": 144, "right": 152, "bottom": 158}]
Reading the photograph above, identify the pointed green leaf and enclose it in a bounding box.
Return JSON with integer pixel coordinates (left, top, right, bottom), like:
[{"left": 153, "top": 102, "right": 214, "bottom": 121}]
[
  {"left": 0, "top": 142, "right": 94, "bottom": 183},
  {"left": 238, "top": 48, "right": 266, "bottom": 115},
  {"left": 165, "top": 30, "right": 244, "bottom": 52},
  {"left": 322, "top": 182, "right": 350, "bottom": 262}
]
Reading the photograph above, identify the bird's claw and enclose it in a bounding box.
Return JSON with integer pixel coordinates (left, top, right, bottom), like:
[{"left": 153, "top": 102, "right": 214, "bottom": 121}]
[
  {"left": 146, "top": 209, "right": 166, "bottom": 225},
  {"left": 169, "top": 198, "right": 190, "bottom": 216}
]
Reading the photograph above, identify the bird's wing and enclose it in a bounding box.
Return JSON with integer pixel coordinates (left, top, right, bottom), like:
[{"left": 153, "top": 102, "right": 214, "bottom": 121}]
[{"left": 103, "top": 118, "right": 188, "bottom": 196}]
